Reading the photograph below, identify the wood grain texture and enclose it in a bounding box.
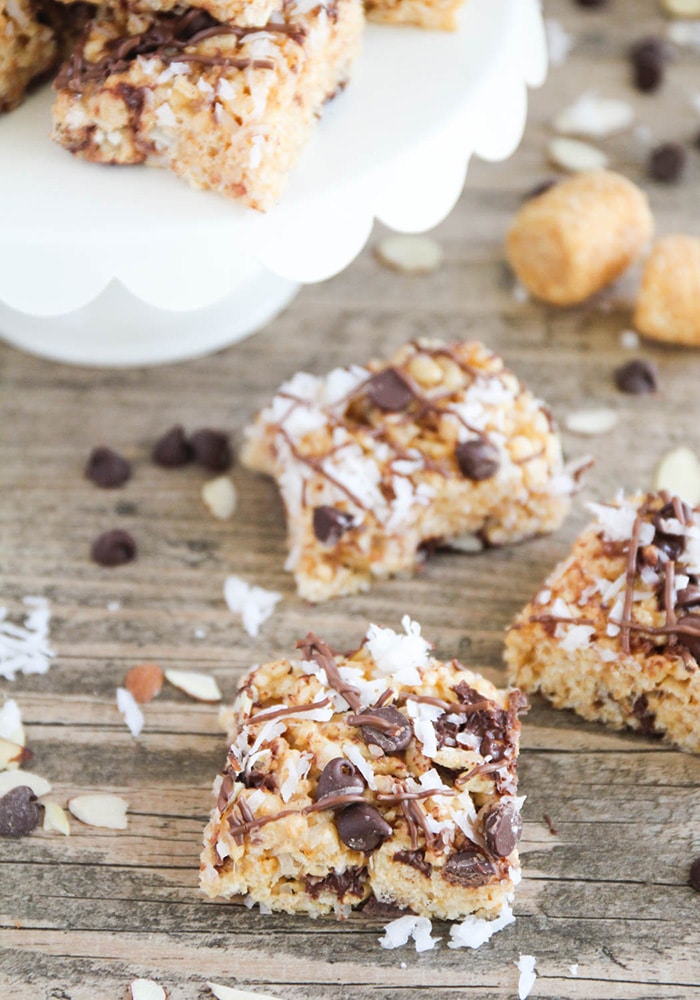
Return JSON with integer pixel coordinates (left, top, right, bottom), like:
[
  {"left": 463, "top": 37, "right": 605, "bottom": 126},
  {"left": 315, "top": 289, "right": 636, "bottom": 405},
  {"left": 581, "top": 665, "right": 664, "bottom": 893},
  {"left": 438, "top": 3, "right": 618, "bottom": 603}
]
[{"left": 2, "top": 1, "right": 700, "bottom": 997}]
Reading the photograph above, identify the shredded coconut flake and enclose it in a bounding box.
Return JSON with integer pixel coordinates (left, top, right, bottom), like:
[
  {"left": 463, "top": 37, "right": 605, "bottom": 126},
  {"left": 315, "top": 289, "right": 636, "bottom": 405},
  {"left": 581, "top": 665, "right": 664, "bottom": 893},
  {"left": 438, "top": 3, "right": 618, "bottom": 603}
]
[
  {"left": 569, "top": 963, "right": 579, "bottom": 976},
  {"left": 379, "top": 915, "right": 440, "bottom": 952},
  {"left": 116, "top": 687, "right": 144, "bottom": 738},
  {"left": 0, "top": 698, "right": 23, "bottom": 744},
  {"left": 279, "top": 751, "right": 313, "bottom": 803},
  {"left": 448, "top": 904, "right": 515, "bottom": 949},
  {"left": 545, "top": 18, "right": 573, "bottom": 66},
  {"left": 516, "top": 955, "right": 537, "bottom": 999},
  {"left": 342, "top": 741, "right": 376, "bottom": 790},
  {"left": 223, "top": 576, "right": 281, "bottom": 637},
  {"left": 365, "top": 616, "right": 431, "bottom": 683},
  {"left": 0, "top": 596, "right": 54, "bottom": 681}
]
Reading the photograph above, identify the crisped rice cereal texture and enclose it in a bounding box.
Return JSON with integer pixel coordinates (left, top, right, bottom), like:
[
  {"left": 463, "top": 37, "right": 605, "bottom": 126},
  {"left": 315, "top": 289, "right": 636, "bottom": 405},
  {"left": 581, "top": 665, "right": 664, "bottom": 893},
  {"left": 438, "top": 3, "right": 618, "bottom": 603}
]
[
  {"left": 56, "top": 0, "right": 279, "bottom": 30},
  {"left": 634, "top": 236, "right": 700, "bottom": 347},
  {"left": 365, "top": 0, "right": 465, "bottom": 30},
  {"left": 1, "top": 0, "right": 57, "bottom": 112},
  {"left": 200, "top": 618, "right": 527, "bottom": 922},
  {"left": 506, "top": 171, "right": 653, "bottom": 306},
  {"left": 505, "top": 491, "right": 700, "bottom": 753},
  {"left": 242, "top": 338, "right": 581, "bottom": 602},
  {"left": 51, "top": 0, "right": 363, "bottom": 210}
]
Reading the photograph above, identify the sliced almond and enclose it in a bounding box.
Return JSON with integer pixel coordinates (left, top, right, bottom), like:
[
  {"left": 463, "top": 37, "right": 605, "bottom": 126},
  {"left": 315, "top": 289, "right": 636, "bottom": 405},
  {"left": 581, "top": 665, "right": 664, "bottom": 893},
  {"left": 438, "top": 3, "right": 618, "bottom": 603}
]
[
  {"left": 447, "top": 533, "right": 484, "bottom": 554},
  {"left": 565, "top": 408, "right": 619, "bottom": 436},
  {"left": 554, "top": 92, "right": 634, "bottom": 139},
  {"left": 655, "top": 446, "right": 700, "bottom": 504},
  {"left": 68, "top": 793, "right": 128, "bottom": 829},
  {"left": 0, "top": 737, "right": 32, "bottom": 771},
  {"left": 165, "top": 669, "right": 222, "bottom": 703},
  {"left": 202, "top": 476, "right": 238, "bottom": 520},
  {"left": 130, "top": 979, "right": 168, "bottom": 1000},
  {"left": 125, "top": 663, "right": 164, "bottom": 704},
  {"left": 207, "top": 983, "right": 284, "bottom": 1000},
  {"left": 0, "top": 770, "right": 51, "bottom": 797},
  {"left": 375, "top": 235, "right": 443, "bottom": 274},
  {"left": 547, "top": 137, "right": 609, "bottom": 173},
  {"left": 43, "top": 801, "right": 70, "bottom": 836}
]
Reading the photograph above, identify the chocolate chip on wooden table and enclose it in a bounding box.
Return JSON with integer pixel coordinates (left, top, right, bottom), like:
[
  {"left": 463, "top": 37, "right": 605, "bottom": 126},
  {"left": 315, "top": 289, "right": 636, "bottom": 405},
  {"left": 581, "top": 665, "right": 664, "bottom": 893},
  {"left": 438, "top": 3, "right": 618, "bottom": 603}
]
[
  {"left": 482, "top": 801, "right": 523, "bottom": 857},
  {"left": 152, "top": 425, "right": 193, "bottom": 468},
  {"left": 573, "top": 0, "right": 608, "bottom": 6},
  {"left": 85, "top": 447, "right": 131, "bottom": 488},
  {"left": 629, "top": 37, "right": 667, "bottom": 93},
  {"left": 443, "top": 849, "right": 496, "bottom": 886},
  {"left": 0, "top": 786, "right": 41, "bottom": 838},
  {"left": 675, "top": 614, "right": 700, "bottom": 662},
  {"left": 455, "top": 439, "right": 500, "bottom": 481},
  {"left": 335, "top": 802, "right": 392, "bottom": 852},
  {"left": 366, "top": 368, "right": 414, "bottom": 413},
  {"left": 690, "top": 856, "right": 700, "bottom": 892},
  {"left": 91, "top": 529, "right": 137, "bottom": 567},
  {"left": 315, "top": 758, "right": 365, "bottom": 802},
  {"left": 351, "top": 706, "right": 413, "bottom": 754},
  {"left": 614, "top": 359, "right": 658, "bottom": 395},
  {"left": 648, "top": 143, "right": 686, "bottom": 183},
  {"left": 190, "top": 429, "right": 233, "bottom": 471},
  {"left": 313, "top": 506, "right": 354, "bottom": 545}
]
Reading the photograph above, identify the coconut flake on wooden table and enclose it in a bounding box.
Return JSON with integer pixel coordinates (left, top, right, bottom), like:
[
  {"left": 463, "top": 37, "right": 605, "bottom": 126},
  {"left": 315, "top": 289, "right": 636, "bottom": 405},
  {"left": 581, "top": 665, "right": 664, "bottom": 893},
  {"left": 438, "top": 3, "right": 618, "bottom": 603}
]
[
  {"left": 116, "top": 687, "right": 145, "bottom": 737},
  {"left": 375, "top": 235, "right": 443, "bottom": 274},
  {"left": 378, "top": 915, "right": 441, "bottom": 952},
  {"left": 620, "top": 329, "right": 640, "bottom": 350},
  {"left": 0, "top": 698, "right": 25, "bottom": 746},
  {"left": 545, "top": 18, "right": 573, "bottom": 67},
  {"left": 165, "top": 669, "right": 222, "bottom": 703},
  {"left": 207, "top": 983, "right": 285, "bottom": 1000},
  {"left": 655, "top": 446, "right": 700, "bottom": 504},
  {"left": 68, "top": 793, "right": 129, "bottom": 829},
  {"left": 516, "top": 955, "right": 537, "bottom": 999},
  {"left": 202, "top": 476, "right": 237, "bottom": 520},
  {"left": 547, "top": 137, "right": 609, "bottom": 173},
  {"left": 0, "top": 596, "right": 54, "bottom": 681},
  {"left": 0, "top": 769, "right": 51, "bottom": 797},
  {"left": 448, "top": 904, "right": 515, "bottom": 949},
  {"left": 554, "top": 92, "right": 634, "bottom": 138},
  {"left": 130, "top": 979, "right": 168, "bottom": 1000},
  {"left": 565, "top": 408, "right": 618, "bottom": 436},
  {"left": 223, "top": 576, "right": 281, "bottom": 638},
  {"left": 569, "top": 963, "right": 579, "bottom": 976}
]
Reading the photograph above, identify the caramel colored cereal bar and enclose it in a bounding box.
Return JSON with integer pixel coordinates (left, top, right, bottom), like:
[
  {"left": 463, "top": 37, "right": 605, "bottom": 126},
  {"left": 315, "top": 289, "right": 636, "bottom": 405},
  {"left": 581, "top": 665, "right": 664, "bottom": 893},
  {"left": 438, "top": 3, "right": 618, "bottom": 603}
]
[
  {"left": 365, "top": 0, "right": 465, "bottom": 31},
  {"left": 1, "top": 0, "right": 57, "bottom": 112},
  {"left": 201, "top": 618, "right": 526, "bottom": 932},
  {"left": 505, "top": 491, "right": 700, "bottom": 753},
  {"left": 242, "top": 339, "right": 582, "bottom": 601},
  {"left": 51, "top": 0, "right": 363, "bottom": 210}
]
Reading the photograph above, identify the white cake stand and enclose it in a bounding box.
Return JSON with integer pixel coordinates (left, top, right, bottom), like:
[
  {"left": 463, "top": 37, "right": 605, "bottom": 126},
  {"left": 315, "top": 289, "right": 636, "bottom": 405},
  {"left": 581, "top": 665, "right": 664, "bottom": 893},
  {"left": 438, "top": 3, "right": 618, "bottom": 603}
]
[{"left": 0, "top": 0, "right": 546, "bottom": 366}]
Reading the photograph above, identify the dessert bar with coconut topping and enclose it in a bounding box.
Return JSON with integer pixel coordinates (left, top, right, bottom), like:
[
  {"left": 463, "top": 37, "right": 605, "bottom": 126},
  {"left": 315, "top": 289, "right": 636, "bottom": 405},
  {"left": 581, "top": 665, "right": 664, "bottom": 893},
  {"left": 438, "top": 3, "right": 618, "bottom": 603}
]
[
  {"left": 201, "top": 617, "right": 527, "bottom": 937},
  {"left": 242, "top": 338, "right": 585, "bottom": 601},
  {"left": 505, "top": 491, "right": 700, "bottom": 753},
  {"left": 51, "top": 0, "right": 364, "bottom": 209}
]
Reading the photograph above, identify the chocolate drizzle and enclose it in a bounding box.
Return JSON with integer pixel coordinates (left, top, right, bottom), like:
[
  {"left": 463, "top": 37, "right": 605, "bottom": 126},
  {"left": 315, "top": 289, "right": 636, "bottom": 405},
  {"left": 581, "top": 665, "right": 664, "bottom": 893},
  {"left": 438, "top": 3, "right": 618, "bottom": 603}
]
[
  {"left": 295, "top": 632, "right": 363, "bottom": 711},
  {"left": 247, "top": 696, "right": 332, "bottom": 725}
]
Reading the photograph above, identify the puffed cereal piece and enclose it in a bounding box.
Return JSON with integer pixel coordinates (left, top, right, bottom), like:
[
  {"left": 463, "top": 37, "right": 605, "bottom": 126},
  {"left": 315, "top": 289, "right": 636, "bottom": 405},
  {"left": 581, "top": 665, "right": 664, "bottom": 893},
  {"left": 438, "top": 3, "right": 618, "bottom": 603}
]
[
  {"left": 634, "top": 236, "right": 700, "bottom": 347},
  {"left": 242, "top": 339, "right": 583, "bottom": 602},
  {"left": 201, "top": 618, "right": 527, "bottom": 927},
  {"left": 506, "top": 171, "right": 653, "bottom": 306},
  {"left": 505, "top": 490, "right": 700, "bottom": 753},
  {"left": 1, "top": 0, "right": 57, "bottom": 113}
]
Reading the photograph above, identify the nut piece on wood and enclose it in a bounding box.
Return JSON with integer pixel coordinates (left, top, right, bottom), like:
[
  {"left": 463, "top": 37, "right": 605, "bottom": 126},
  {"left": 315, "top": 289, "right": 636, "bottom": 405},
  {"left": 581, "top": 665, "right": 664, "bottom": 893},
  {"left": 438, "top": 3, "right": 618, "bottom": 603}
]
[
  {"left": 655, "top": 446, "right": 700, "bottom": 505},
  {"left": 130, "top": 979, "right": 168, "bottom": 1000},
  {"left": 506, "top": 170, "right": 653, "bottom": 305},
  {"left": 68, "top": 794, "right": 129, "bottom": 829},
  {"left": 547, "top": 137, "right": 609, "bottom": 173},
  {"left": 124, "top": 663, "right": 164, "bottom": 704},
  {"left": 201, "top": 476, "right": 238, "bottom": 520},
  {"left": 165, "top": 669, "right": 222, "bottom": 703},
  {"left": 375, "top": 235, "right": 443, "bottom": 274},
  {"left": 0, "top": 737, "right": 32, "bottom": 772},
  {"left": 43, "top": 801, "right": 70, "bottom": 836},
  {"left": 0, "top": 770, "right": 51, "bottom": 797},
  {"left": 207, "top": 982, "right": 285, "bottom": 1000},
  {"left": 634, "top": 236, "right": 700, "bottom": 346}
]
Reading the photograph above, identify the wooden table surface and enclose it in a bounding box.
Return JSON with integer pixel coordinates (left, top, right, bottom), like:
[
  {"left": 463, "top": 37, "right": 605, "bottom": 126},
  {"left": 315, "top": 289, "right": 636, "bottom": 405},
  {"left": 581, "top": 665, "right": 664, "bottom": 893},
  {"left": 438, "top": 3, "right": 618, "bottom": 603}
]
[{"left": 2, "top": 1, "right": 700, "bottom": 997}]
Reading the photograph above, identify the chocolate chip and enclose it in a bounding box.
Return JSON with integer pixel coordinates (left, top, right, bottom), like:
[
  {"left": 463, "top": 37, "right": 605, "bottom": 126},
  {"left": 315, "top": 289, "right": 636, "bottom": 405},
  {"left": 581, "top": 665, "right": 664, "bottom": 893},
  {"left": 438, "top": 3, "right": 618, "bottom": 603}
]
[
  {"left": 85, "top": 447, "right": 131, "bottom": 488},
  {"left": 305, "top": 866, "right": 368, "bottom": 900},
  {"left": 152, "top": 425, "right": 193, "bottom": 468},
  {"left": 690, "top": 856, "right": 700, "bottom": 892},
  {"left": 523, "top": 178, "right": 558, "bottom": 201},
  {"left": 482, "top": 802, "right": 523, "bottom": 857},
  {"left": 313, "top": 506, "right": 354, "bottom": 545},
  {"left": 629, "top": 37, "right": 667, "bottom": 93},
  {"left": 614, "top": 359, "right": 658, "bottom": 395},
  {"left": 573, "top": 0, "right": 608, "bottom": 6},
  {"left": 366, "top": 368, "right": 414, "bottom": 412},
  {"left": 0, "top": 786, "right": 41, "bottom": 838},
  {"left": 652, "top": 507, "right": 686, "bottom": 561},
  {"left": 676, "top": 586, "right": 700, "bottom": 610},
  {"left": 315, "top": 758, "right": 365, "bottom": 802},
  {"left": 217, "top": 773, "right": 234, "bottom": 812},
  {"left": 354, "top": 706, "right": 413, "bottom": 754},
  {"left": 190, "top": 429, "right": 233, "bottom": 472},
  {"left": 335, "top": 803, "right": 392, "bottom": 852},
  {"left": 455, "top": 439, "right": 500, "bottom": 481},
  {"left": 91, "top": 529, "right": 137, "bottom": 567},
  {"left": 632, "top": 694, "right": 657, "bottom": 736},
  {"left": 394, "top": 848, "right": 432, "bottom": 877},
  {"left": 648, "top": 143, "right": 686, "bottom": 183},
  {"left": 443, "top": 849, "right": 496, "bottom": 886},
  {"left": 675, "top": 614, "right": 700, "bottom": 662}
]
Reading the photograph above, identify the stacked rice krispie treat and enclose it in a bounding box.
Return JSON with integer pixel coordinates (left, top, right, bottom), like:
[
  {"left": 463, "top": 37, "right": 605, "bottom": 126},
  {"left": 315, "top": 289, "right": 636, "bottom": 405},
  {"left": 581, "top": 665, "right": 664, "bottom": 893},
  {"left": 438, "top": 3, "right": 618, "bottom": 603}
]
[
  {"left": 51, "top": 0, "right": 364, "bottom": 209},
  {"left": 242, "top": 338, "right": 584, "bottom": 601},
  {"left": 201, "top": 618, "right": 527, "bottom": 930}
]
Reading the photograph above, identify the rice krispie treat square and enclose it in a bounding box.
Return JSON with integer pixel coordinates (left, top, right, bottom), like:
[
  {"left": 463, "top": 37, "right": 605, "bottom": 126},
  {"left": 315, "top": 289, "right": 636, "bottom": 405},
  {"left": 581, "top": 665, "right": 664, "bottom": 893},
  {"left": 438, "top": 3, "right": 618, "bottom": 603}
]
[
  {"left": 51, "top": 0, "right": 363, "bottom": 209},
  {"left": 201, "top": 617, "right": 526, "bottom": 932},
  {"left": 55, "top": 0, "right": 280, "bottom": 31},
  {"left": 1, "top": 0, "right": 57, "bottom": 112},
  {"left": 365, "top": 0, "right": 465, "bottom": 31},
  {"left": 505, "top": 491, "right": 700, "bottom": 753},
  {"left": 242, "top": 339, "right": 583, "bottom": 601}
]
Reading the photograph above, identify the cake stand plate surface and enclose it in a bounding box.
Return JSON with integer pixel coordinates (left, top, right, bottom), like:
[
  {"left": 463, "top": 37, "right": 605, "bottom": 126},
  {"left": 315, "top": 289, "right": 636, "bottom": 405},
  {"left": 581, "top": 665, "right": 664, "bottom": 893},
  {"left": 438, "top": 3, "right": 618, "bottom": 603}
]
[{"left": 0, "top": 0, "right": 546, "bottom": 366}]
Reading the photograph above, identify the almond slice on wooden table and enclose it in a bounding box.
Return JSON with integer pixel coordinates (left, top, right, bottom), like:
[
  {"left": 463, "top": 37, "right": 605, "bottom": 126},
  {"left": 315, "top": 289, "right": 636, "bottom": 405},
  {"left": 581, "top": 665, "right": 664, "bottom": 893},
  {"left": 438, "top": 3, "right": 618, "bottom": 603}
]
[
  {"left": 375, "top": 235, "right": 443, "bottom": 274},
  {"left": 125, "top": 663, "right": 164, "bottom": 704},
  {"left": 130, "top": 979, "right": 168, "bottom": 1000},
  {"left": 0, "top": 770, "right": 51, "bottom": 797},
  {"left": 68, "top": 794, "right": 128, "bottom": 829},
  {"left": 655, "top": 446, "right": 700, "bottom": 504},
  {"left": 0, "top": 737, "right": 32, "bottom": 771},
  {"left": 208, "top": 983, "right": 285, "bottom": 1000},
  {"left": 165, "top": 669, "right": 222, "bottom": 703},
  {"left": 43, "top": 801, "right": 71, "bottom": 836}
]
